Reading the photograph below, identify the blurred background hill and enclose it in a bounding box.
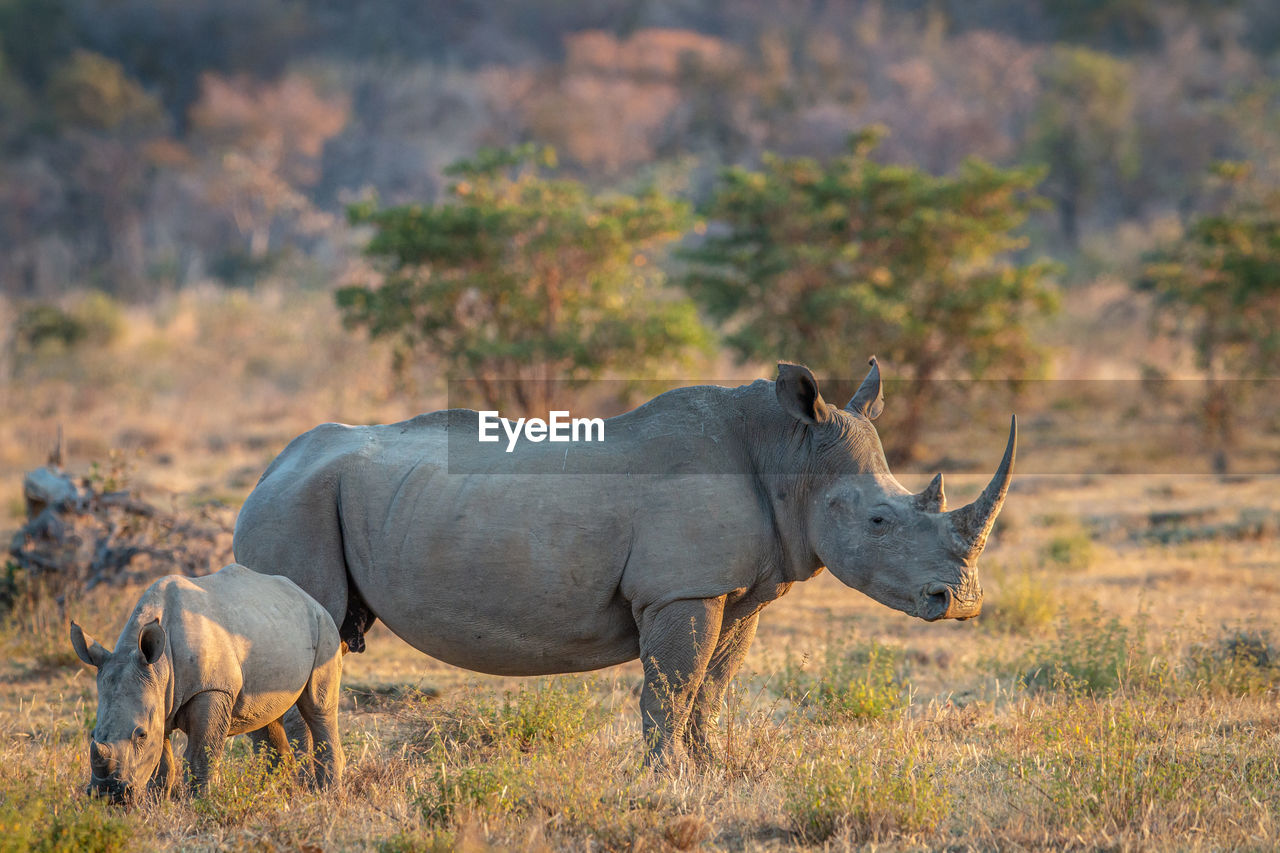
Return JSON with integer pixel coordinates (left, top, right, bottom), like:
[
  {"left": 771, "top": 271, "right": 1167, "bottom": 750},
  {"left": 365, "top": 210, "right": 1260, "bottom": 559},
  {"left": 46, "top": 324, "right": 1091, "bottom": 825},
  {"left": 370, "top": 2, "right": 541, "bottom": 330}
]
[{"left": 2, "top": 0, "right": 1280, "bottom": 513}]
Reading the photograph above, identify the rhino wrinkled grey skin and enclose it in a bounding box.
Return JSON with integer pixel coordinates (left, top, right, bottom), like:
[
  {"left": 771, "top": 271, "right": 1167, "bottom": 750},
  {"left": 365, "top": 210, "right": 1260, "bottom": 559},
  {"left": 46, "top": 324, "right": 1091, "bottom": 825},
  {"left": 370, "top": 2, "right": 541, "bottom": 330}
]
[
  {"left": 234, "top": 359, "right": 1015, "bottom": 766},
  {"left": 71, "top": 563, "right": 344, "bottom": 803}
]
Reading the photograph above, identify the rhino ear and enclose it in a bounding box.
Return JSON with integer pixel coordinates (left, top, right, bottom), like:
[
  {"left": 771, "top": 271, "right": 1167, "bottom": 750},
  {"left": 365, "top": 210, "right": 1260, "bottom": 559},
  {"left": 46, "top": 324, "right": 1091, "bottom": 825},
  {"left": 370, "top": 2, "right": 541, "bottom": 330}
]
[
  {"left": 137, "top": 620, "right": 166, "bottom": 666},
  {"left": 846, "top": 356, "right": 884, "bottom": 420},
  {"left": 70, "top": 622, "right": 109, "bottom": 669},
  {"left": 776, "top": 362, "right": 830, "bottom": 426}
]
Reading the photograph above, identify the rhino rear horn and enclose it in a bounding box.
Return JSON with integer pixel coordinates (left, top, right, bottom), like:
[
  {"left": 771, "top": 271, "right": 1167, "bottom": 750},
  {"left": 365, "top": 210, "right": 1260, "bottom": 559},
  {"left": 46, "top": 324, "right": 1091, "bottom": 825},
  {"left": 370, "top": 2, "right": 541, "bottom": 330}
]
[
  {"left": 70, "top": 622, "right": 109, "bottom": 669},
  {"left": 914, "top": 473, "right": 946, "bottom": 513},
  {"left": 948, "top": 415, "right": 1017, "bottom": 553},
  {"left": 138, "top": 620, "right": 166, "bottom": 666},
  {"left": 846, "top": 357, "right": 884, "bottom": 420}
]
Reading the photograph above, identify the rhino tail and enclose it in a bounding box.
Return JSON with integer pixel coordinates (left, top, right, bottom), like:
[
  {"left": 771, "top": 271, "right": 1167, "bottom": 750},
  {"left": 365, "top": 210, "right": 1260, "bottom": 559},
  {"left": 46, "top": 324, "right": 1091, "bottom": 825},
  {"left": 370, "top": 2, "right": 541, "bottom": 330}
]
[{"left": 338, "top": 568, "right": 375, "bottom": 654}]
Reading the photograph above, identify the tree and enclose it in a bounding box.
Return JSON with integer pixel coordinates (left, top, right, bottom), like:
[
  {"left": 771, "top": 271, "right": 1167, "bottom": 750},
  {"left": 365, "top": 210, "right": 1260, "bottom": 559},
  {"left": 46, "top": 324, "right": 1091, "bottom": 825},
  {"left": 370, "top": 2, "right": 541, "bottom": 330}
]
[
  {"left": 336, "top": 144, "right": 710, "bottom": 414},
  {"left": 680, "top": 128, "right": 1058, "bottom": 463},
  {"left": 1027, "top": 45, "right": 1137, "bottom": 249},
  {"left": 1139, "top": 162, "right": 1280, "bottom": 474}
]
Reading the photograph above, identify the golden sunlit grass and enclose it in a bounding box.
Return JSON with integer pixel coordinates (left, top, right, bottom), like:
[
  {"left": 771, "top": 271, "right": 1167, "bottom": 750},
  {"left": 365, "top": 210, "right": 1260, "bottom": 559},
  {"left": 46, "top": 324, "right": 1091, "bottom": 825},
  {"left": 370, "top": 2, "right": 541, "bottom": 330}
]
[{"left": 1, "top": 284, "right": 1279, "bottom": 849}]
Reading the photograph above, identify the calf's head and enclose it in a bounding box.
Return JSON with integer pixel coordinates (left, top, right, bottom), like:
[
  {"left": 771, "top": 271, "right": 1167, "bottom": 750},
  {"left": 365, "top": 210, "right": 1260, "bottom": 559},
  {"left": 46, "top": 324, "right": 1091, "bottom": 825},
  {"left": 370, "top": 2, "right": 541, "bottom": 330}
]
[
  {"left": 776, "top": 359, "right": 1015, "bottom": 621},
  {"left": 70, "top": 619, "right": 169, "bottom": 804}
]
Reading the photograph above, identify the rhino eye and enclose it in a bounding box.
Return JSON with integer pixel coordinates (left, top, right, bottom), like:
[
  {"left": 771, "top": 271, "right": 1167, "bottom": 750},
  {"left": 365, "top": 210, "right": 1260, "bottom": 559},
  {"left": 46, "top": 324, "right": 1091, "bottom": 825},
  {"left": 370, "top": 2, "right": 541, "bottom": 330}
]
[
  {"left": 870, "top": 516, "right": 885, "bottom": 525},
  {"left": 132, "top": 726, "right": 147, "bottom": 741}
]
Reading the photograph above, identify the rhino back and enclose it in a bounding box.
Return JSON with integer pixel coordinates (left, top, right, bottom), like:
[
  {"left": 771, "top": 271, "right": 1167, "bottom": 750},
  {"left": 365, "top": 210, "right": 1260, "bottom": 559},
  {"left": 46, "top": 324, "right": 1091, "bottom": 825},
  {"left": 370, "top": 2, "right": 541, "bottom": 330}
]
[{"left": 161, "top": 565, "right": 330, "bottom": 734}]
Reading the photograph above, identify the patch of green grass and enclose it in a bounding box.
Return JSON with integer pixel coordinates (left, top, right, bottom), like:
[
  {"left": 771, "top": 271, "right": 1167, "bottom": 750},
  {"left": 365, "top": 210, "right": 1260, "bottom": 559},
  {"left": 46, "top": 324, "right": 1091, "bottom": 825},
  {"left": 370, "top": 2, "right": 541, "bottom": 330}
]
[
  {"left": 412, "top": 678, "right": 609, "bottom": 758},
  {"left": 0, "top": 777, "right": 133, "bottom": 853},
  {"left": 782, "top": 734, "right": 950, "bottom": 843},
  {"left": 779, "top": 638, "right": 909, "bottom": 723},
  {"left": 1003, "top": 695, "right": 1280, "bottom": 839}
]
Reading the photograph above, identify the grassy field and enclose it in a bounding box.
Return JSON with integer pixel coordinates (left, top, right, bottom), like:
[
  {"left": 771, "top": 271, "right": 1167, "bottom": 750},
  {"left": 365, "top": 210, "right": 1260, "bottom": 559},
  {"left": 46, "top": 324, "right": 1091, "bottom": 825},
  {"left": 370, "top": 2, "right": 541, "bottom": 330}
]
[{"left": 1, "top": 286, "right": 1278, "bottom": 851}]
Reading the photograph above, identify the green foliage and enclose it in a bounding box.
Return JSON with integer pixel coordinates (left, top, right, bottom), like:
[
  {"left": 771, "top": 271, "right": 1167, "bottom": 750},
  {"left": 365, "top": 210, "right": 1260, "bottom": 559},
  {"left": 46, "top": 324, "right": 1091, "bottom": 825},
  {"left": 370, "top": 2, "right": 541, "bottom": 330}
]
[
  {"left": 1140, "top": 165, "right": 1280, "bottom": 469},
  {"left": 1142, "top": 167, "right": 1280, "bottom": 377},
  {"left": 418, "top": 762, "right": 527, "bottom": 827},
  {"left": 191, "top": 746, "right": 296, "bottom": 828},
  {"left": 11, "top": 293, "right": 123, "bottom": 365},
  {"left": 1017, "top": 609, "right": 1159, "bottom": 695},
  {"left": 1027, "top": 45, "right": 1137, "bottom": 247},
  {"left": 1040, "top": 527, "right": 1098, "bottom": 571},
  {"left": 0, "top": 777, "right": 133, "bottom": 853},
  {"left": 338, "top": 144, "right": 709, "bottom": 412},
  {"left": 46, "top": 50, "right": 164, "bottom": 133},
  {"left": 780, "top": 637, "right": 909, "bottom": 722},
  {"left": 782, "top": 736, "right": 950, "bottom": 843},
  {"left": 681, "top": 129, "right": 1057, "bottom": 458},
  {"left": 1186, "top": 627, "right": 1279, "bottom": 696}
]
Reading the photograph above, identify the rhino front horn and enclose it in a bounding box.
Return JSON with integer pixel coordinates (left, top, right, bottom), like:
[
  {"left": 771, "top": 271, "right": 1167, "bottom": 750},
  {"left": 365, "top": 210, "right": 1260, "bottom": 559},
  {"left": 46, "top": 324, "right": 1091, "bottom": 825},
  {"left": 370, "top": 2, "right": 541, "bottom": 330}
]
[{"left": 948, "top": 415, "right": 1016, "bottom": 554}]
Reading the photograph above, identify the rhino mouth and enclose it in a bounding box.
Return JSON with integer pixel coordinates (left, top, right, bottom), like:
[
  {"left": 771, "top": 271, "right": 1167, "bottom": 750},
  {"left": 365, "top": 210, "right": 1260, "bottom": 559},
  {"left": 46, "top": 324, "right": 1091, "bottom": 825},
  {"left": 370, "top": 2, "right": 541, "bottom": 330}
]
[{"left": 87, "top": 776, "right": 133, "bottom": 806}]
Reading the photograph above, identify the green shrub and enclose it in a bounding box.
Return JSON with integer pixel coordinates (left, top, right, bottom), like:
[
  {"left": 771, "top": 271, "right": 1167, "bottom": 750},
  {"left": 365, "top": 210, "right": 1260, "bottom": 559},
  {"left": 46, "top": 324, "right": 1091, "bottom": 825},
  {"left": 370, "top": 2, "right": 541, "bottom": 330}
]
[
  {"left": 1041, "top": 527, "right": 1097, "bottom": 571},
  {"left": 782, "top": 739, "right": 950, "bottom": 843},
  {"left": 779, "top": 638, "right": 909, "bottom": 722},
  {"left": 1017, "top": 610, "right": 1158, "bottom": 695}
]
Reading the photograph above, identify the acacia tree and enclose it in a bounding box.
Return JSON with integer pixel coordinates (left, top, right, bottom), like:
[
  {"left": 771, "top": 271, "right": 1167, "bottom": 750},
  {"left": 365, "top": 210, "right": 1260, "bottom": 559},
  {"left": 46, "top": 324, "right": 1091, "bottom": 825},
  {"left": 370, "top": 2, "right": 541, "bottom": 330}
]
[
  {"left": 680, "top": 129, "right": 1058, "bottom": 463},
  {"left": 1140, "top": 163, "right": 1280, "bottom": 474},
  {"left": 337, "top": 145, "right": 709, "bottom": 414}
]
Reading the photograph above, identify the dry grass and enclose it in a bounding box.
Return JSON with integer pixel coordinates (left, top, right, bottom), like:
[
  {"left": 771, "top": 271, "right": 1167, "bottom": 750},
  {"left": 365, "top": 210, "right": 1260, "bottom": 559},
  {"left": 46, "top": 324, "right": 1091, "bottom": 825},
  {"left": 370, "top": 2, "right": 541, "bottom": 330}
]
[{"left": 1, "top": 284, "right": 1279, "bottom": 849}]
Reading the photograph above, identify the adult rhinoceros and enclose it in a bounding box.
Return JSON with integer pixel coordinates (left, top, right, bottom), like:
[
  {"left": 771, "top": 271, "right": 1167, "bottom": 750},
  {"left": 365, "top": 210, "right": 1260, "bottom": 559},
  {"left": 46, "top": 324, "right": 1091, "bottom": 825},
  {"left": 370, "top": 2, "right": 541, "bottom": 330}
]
[{"left": 233, "top": 359, "right": 1015, "bottom": 765}]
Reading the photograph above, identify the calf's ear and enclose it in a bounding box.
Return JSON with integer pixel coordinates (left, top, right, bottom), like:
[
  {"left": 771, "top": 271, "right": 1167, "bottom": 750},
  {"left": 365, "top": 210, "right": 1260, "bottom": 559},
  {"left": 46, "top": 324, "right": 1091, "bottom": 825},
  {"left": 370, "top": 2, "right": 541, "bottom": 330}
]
[
  {"left": 70, "top": 622, "right": 110, "bottom": 668},
  {"left": 776, "top": 362, "right": 830, "bottom": 425},
  {"left": 138, "top": 620, "right": 166, "bottom": 666}
]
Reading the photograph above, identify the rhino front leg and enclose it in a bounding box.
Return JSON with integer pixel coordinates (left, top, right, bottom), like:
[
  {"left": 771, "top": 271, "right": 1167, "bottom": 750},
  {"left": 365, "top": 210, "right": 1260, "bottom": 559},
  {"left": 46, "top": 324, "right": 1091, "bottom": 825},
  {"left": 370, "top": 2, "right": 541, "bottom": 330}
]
[
  {"left": 296, "top": 640, "right": 344, "bottom": 788},
  {"left": 686, "top": 609, "right": 760, "bottom": 767},
  {"left": 180, "top": 691, "right": 234, "bottom": 795},
  {"left": 149, "top": 733, "right": 177, "bottom": 799},
  {"left": 637, "top": 596, "right": 725, "bottom": 769}
]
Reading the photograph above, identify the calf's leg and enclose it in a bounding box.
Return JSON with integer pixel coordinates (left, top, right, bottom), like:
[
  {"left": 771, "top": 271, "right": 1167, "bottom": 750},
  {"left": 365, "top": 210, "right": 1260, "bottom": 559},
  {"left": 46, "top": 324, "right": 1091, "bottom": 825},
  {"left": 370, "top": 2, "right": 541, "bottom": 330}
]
[
  {"left": 296, "top": 647, "right": 344, "bottom": 788},
  {"left": 149, "top": 733, "right": 177, "bottom": 799},
  {"left": 180, "top": 691, "right": 234, "bottom": 794}
]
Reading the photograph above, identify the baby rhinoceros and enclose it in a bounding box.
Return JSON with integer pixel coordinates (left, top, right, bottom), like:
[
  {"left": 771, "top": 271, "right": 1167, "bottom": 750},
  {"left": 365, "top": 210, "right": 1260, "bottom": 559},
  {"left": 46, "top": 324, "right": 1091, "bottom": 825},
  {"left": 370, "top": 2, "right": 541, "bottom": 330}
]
[{"left": 70, "top": 563, "right": 344, "bottom": 803}]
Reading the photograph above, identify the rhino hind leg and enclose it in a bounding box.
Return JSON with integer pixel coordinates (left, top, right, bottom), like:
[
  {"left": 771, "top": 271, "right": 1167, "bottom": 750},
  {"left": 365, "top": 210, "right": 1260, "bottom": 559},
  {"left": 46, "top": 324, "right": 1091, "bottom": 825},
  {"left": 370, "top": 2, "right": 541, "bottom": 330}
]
[
  {"left": 637, "top": 597, "right": 725, "bottom": 769},
  {"left": 685, "top": 609, "right": 760, "bottom": 767},
  {"left": 296, "top": 636, "right": 344, "bottom": 788}
]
